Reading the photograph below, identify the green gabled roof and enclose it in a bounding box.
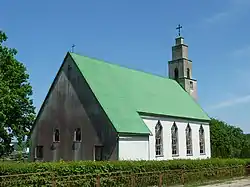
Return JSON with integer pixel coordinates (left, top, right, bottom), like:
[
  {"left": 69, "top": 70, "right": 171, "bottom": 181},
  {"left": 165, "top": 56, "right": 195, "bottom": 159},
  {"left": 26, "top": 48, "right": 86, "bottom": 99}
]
[{"left": 70, "top": 53, "right": 210, "bottom": 135}]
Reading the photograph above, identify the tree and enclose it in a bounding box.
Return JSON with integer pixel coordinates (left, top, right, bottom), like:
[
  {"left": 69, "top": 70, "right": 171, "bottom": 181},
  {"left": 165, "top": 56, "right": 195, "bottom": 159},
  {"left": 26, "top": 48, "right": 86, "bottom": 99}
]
[
  {"left": 241, "top": 134, "right": 250, "bottom": 158},
  {"left": 210, "top": 118, "right": 231, "bottom": 158},
  {"left": 210, "top": 118, "right": 249, "bottom": 158},
  {"left": 0, "top": 31, "right": 35, "bottom": 157}
]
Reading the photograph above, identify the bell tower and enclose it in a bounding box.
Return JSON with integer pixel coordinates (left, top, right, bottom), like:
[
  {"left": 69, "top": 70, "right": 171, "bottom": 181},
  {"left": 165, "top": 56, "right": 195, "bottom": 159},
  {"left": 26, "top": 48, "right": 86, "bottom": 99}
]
[{"left": 168, "top": 25, "right": 197, "bottom": 100}]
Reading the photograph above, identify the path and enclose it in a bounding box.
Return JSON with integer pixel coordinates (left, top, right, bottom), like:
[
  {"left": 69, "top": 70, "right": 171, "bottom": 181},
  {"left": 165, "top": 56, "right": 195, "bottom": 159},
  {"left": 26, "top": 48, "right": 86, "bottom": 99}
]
[{"left": 199, "top": 177, "right": 250, "bottom": 187}]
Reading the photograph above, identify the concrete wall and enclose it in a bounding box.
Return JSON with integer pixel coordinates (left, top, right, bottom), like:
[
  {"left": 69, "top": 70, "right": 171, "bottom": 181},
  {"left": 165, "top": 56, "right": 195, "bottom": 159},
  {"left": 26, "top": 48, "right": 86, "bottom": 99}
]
[
  {"left": 183, "top": 78, "right": 197, "bottom": 100},
  {"left": 118, "top": 136, "right": 149, "bottom": 160},
  {"left": 168, "top": 60, "right": 184, "bottom": 79},
  {"left": 172, "top": 45, "right": 188, "bottom": 60},
  {"left": 168, "top": 36, "right": 198, "bottom": 101},
  {"left": 168, "top": 59, "right": 192, "bottom": 81},
  {"left": 142, "top": 116, "right": 211, "bottom": 160}
]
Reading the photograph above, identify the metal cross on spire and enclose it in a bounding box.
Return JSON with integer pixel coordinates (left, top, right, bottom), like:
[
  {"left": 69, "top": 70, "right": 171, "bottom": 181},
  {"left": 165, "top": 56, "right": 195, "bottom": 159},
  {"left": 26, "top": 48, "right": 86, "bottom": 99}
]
[
  {"left": 176, "top": 24, "right": 183, "bottom": 36},
  {"left": 71, "top": 44, "right": 76, "bottom": 53}
]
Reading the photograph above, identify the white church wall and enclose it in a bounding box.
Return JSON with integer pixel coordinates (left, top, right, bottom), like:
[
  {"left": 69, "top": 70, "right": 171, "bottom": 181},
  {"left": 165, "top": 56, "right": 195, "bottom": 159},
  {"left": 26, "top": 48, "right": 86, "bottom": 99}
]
[
  {"left": 118, "top": 136, "right": 149, "bottom": 160},
  {"left": 142, "top": 116, "right": 211, "bottom": 160}
]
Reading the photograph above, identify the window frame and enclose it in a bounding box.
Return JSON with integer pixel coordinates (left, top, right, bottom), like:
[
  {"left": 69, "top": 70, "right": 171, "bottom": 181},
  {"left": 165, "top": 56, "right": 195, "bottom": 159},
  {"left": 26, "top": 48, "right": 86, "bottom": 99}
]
[
  {"left": 186, "top": 124, "right": 193, "bottom": 156},
  {"left": 155, "top": 120, "right": 163, "bottom": 157},
  {"left": 94, "top": 145, "right": 104, "bottom": 161},
  {"left": 199, "top": 125, "right": 206, "bottom": 155},
  {"left": 35, "top": 145, "right": 44, "bottom": 159},
  {"left": 187, "top": 68, "right": 190, "bottom": 79},
  {"left": 53, "top": 128, "right": 60, "bottom": 143},
  {"left": 174, "top": 68, "right": 179, "bottom": 81},
  {"left": 190, "top": 81, "right": 193, "bottom": 90},
  {"left": 74, "top": 128, "right": 82, "bottom": 142},
  {"left": 171, "top": 122, "right": 179, "bottom": 156}
]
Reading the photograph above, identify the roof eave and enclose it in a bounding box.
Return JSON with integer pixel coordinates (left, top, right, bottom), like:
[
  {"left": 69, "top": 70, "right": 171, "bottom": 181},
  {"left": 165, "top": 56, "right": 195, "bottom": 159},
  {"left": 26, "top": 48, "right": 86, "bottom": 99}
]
[
  {"left": 138, "top": 111, "right": 211, "bottom": 124},
  {"left": 118, "top": 132, "right": 150, "bottom": 137}
]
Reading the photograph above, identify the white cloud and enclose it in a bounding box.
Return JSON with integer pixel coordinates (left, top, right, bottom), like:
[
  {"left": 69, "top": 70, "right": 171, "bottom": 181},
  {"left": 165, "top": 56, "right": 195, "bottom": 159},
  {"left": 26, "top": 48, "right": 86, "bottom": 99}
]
[
  {"left": 232, "top": 46, "right": 250, "bottom": 58},
  {"left": 205, "top": 12, "right": 229, "bottom": 24},
  {"left": 205, "top": 0, "right": 250, "bottom": 24},
  {"left": 208, "top": 94, "right": 250, "bottom": 110},
  {"left": 231, "top": 0, "right": 250, "bottom": 6}
]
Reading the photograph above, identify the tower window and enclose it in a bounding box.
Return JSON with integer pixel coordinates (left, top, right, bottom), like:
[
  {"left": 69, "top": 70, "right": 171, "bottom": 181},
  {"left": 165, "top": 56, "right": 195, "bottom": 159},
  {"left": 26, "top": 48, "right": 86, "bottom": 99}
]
[
  {"left": 174, "top": 68, "right": 179, "bottom": 80},
  {"left": 74, "top": 128, "right": 81, "bottom": 142},
  {"left": 187, "top": 68, "right": 190, "bottom": 79},
  {"left": 190, "top": 81, "right": 193, "bottom": 89}
]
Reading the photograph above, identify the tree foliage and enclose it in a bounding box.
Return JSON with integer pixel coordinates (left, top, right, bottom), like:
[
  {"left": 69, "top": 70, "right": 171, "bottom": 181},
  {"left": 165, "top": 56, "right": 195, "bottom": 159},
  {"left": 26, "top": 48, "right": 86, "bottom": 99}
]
[
  {"left": 241, "top": 133, "right": 250, "bottom": 158},
  {"left": 0, "top": 31, "right": 35, "bottom": 157},
  {"left": 210, "top": 118, "right": 250, "bottom": 158}
]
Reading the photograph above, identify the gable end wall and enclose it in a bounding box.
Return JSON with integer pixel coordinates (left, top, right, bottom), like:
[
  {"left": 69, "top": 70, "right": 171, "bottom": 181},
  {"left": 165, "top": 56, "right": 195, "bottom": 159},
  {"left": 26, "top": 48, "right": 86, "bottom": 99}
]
[{"left": 30, "top": 54, "right": 118, "bottom": 161}]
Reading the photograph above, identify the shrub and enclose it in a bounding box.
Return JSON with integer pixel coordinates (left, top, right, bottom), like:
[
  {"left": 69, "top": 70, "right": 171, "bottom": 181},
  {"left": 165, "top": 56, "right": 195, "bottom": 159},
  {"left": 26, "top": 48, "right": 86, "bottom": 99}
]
[{"left": 0, "top": 158, "right": 249, "bottom": 186}]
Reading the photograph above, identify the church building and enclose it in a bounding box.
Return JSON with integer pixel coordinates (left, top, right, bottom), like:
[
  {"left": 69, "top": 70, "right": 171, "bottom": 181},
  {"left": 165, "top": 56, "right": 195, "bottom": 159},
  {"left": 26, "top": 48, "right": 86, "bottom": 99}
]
[{"left": 29, "top": 34, "right": 211, "bottom": 161}]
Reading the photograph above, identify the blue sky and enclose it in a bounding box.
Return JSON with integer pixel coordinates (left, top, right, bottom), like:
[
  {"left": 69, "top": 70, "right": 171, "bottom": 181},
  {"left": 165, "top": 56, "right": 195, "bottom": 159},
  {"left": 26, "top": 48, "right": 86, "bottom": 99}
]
[{"left": 1, "top": 0, "right": 250, "bottom": 133}]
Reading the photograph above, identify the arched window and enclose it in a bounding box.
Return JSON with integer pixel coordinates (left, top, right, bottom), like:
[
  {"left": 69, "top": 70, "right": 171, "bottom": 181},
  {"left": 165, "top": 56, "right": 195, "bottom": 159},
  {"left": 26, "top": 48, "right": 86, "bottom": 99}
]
[
  {"left": 171, "top": 122, "right": 178, "bottom": 155},
  {"left": 187, "top": 68, "right": 190, "bottom": 79},
  {"left": 155, "top": 121, "right": 163, "bottom": 156},
  {"left": 74, "top": 128, "right": 81, "bottom": 142},
  {"left": 174, "top": 68, "right": 179, "bottom": 81},
  {"left": 186, "top": 124, "right": 192, "bottom": 155},
  {"left": 199, "top": 125, "right": 205, "bottom": 154},
  {"left": 53, "top": 129, "right": 60, "bottom": 142}
]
